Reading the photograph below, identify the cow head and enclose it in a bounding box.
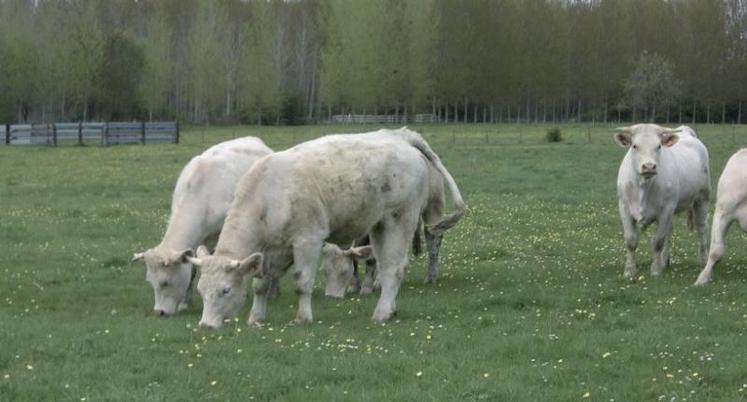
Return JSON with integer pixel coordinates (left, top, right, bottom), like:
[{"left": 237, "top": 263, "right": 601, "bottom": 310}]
[
  {"left": 132, "top": 247, "right": 194, "bottom": 317},
  {"left": 191, "top": 246, "right": 263, "bottom": 329},
  {"left": 321, "top": 243, "right": 373, "bottom": 298},
  {"left": 614, "top": 124, "right": 680, "bottom": 179}
]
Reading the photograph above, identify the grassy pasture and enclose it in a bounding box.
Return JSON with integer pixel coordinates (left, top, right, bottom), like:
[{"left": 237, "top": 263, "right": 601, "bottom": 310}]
[{"left": 1, "top": 123, "right": 747, "bottom": 401}]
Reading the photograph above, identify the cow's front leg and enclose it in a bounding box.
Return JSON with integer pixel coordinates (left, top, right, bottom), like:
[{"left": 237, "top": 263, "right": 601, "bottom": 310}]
[
  {"left": 620, "top": 205, "right": 639, "bottom": 279},
  {"left": 291, "top": 239, "right": 322, "bottom": 324},
  {"left": 247, "top": 276, "right": 272, "bottom": 326},
  {"left": 650, "top": 213, "right": 674, "bottom": 277},
  {"left": 178, "top": 265, "right": 198, "bottom": 311},
  {"left": 370, "top": 220, "right": 412, "bottom": 322}
]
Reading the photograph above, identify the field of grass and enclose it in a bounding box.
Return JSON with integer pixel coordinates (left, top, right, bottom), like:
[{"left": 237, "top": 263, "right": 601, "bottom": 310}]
[{"left": 2, "top": 123, "right": 747, "bottom": 401}]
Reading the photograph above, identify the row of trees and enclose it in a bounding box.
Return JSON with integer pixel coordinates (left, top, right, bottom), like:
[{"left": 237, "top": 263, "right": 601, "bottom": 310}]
[{"left": 1, "top": 0, "right": 746, "bottom": 125}]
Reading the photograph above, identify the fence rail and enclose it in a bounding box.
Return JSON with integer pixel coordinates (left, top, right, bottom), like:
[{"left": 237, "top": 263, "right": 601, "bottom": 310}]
[
  {"left": 331, "top": 114, "right": 436, "bottom": 124},
  {"left": 3, "top": 121, "right": 179, "bottom": 146}
]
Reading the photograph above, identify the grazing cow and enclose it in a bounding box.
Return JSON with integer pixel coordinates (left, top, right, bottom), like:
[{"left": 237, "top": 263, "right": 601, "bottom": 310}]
[
  {"left": 190, "top": 128, "right": 465, "bottom": 328},
  {"left": 695, "top": 148, "right": 747, "bottom": 285},
  {"left": 614, "top": 124, "right": 710, "bottom": 278},
  {"left": 322, "top": 165, "right": 447, "bottom": 298},
  {"left": 132, "top": 137, "right": 273, "bottom": 316}
]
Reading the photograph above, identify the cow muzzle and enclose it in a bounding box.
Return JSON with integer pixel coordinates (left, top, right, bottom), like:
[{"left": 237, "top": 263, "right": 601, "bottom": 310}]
[{"left": 640, "top": 163, "right": 657, "bottom": 178}]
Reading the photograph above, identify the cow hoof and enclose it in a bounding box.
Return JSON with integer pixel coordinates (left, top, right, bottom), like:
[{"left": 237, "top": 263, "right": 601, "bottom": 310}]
[
  {"left": 372, "top": 307, "right": 396, "bottom": 322},
  {"left": 693, "top": 276, "right": 710, "bottom": 286},
  {"left": 290, "top": 317, "right": 312, "bottom": 325},
  {"left": 177, "top": 302, "right": 189, "bottom": 312},
  {"left": 247, "top": 315, "right": 265, "bottom": 327}
]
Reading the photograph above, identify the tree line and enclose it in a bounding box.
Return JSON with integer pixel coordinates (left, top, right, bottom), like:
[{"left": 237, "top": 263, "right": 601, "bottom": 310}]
[{"left": 0, "top": 0, "right": 745, "bottom": 125}]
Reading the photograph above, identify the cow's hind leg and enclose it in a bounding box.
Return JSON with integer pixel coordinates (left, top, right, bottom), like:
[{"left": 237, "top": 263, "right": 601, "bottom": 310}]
[
  {"left": 360, "top": 259, "right": 377, "bottom": 295},
  {"left": 424, "top": 228, "right": 443, "bottom": 284},
  {"left": 693, "top": 199, "right": 710, "bottom": 267},
  {"left": 695, "top": 206, "right": 734, "bottom": 286},
  {"left": 650, "top": 212, "right": 674, "bottom": 277},
  {"left": 291, "top": 238, "right": 323, "bottom": 324},
  {"left": 370, "top": 214, "right": 417, "bottom": 322}
]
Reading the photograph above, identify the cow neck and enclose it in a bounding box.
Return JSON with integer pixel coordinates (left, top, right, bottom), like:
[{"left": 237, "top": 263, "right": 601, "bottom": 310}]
[
  {"left": 159, "top": 204, "right": 206, "bottom": 251},
  {"left": 214, "top": 205, "right": 263, "bottom": 260}
]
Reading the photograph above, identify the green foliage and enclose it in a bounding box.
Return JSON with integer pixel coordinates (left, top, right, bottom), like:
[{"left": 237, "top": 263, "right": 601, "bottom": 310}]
[
  {"left": 624, "top": 52, "right": 680, "bottom": 123},
  {"left": 545, "top": 127, "right": 563, "bottom": 142},
  {"left": 97, "top": 31, "right": 145, "bottom": 120},
  {"left": 2, "top": 124, "right": 747, "bottom": 400}
]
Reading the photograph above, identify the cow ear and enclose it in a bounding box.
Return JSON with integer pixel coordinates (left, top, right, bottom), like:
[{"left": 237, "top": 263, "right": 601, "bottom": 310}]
[
  {"left": 345, "top": 245, "right": 373, "bottom": 261},
  {"left": 196, "top": 245, "right": 211, "bottom": 258},
  {"left": 659, "top": 129, "right": 681, "bottom": 147},
  {"left": 132, "top": 252, "right": 146, "bottom": 263},
  {"left": 173, "top": 248, "right": 194, "bottom": 264},
  {"left": 613, "top": 127, "right": 633, "bottom": 148},
  {"left": 236, "top": 253, "right": 263, "bottom": 277}
]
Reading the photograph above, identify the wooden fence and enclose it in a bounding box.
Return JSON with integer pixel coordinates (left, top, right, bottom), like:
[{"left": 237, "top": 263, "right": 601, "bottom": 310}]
[
  {"left": 3, "top": 121, "right": 179, "bottom": 146},
  {"left": 331, "top": 114, "right": 436, "bottom": 124}
]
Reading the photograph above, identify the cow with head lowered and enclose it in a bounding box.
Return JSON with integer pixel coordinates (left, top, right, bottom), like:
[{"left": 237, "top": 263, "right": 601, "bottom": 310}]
[
  {"left": 132, "top": 137, "right": 272, "bottom": 317},
  {"left": 614, "top": 124, "right": 710, "bottom": 279},
  {"left": 190, "top": 128, "right": 465, "bottom": 328}
]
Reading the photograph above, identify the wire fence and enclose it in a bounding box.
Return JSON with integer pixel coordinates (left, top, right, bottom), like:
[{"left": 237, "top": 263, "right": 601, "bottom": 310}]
[{"left": 1, "top": 121, "right": 179, "bottom": 146}]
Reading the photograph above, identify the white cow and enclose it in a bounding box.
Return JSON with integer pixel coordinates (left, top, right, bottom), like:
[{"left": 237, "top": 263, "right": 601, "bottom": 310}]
[
  {"left": 190, "top": 128, "right": 465, "bottom": 328},
  {"left": 132, "top": 137, "right": 273, "bottom": 316},
  {"left": 614, "top": 124, "right": 710, "bottom": 278},
  {"left": 695, "top": 148, "right": 747, "bottom": 285}
]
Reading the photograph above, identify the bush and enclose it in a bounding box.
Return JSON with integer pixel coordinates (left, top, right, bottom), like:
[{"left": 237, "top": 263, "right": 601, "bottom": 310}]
[{"left": 546, "top": 127, "right": 563, "bottom": 142}]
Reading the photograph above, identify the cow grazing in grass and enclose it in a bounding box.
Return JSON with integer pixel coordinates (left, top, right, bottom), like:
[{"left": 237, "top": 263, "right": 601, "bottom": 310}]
[
  {"left": 132, "top": 137, "right": 273, "bottom": 316},
  {"left": 695, "top": 148, "right": 747, "bottom": 285},
  {"left": 322, "top": 163, "right": 448, "bottom": 298},
  {"left": 190, "top": 128, "right": 465, "bottom": 328},
  {"left": 614, "top": 124, "right": 710, "bottom": 279}
]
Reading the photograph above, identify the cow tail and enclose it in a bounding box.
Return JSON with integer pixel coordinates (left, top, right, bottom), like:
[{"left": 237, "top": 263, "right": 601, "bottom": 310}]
[{"left": 407, "top": 135, "right": 467, "bottom": 236}]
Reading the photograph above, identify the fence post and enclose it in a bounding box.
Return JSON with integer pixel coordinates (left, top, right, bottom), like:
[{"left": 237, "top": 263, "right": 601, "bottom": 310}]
[
  {"left": 175, "top": 120, "right": 180, "bottom": 144},
  {"left": 141, "top": 121, "right": 146, "bottom": 145},
  {"left": 5, "top": 124, "right": 9, "bottom": 145},
  {"left": 52, "top": 123, "right": 57, "bottom": 146},
  {"left": 78, "top": 121, "right": 83, "bottom": 146},
  {"left": 102, "top": 122, "right": 108, "bottom": 146}
]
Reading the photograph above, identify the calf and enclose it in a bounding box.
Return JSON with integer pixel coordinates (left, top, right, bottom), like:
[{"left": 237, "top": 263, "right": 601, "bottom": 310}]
[
  {"left": 695, "top": 148, "right": 747, "bottom": 285},
  {"left": 614, "top": 124, "right": 710, "bottom": 278}
]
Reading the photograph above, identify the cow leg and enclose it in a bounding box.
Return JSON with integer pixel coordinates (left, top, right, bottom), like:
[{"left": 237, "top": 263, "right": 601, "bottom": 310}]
[
  {"left": 620, "top": 204, "right": 639, "bottom": 279},
  {"left": 695, "top": 207, "right": 734, "bottom": 286},
  {"left": 662, "top": 231, "right": 672, "bottom": 268},
  {"left": 693, "top": 199, "right": 710, "bottom": 267},
  {"left": 360, "top": 259, "right": 377, "bottom": 295},
  {"left": 346, "top": 260, "right": 361, "bottom": 294},
  {"left": 370, "top": 216, "right": 415, "bottom": 322},
  {"left": 291, "top": 239, "right": 322, "bottom": 324},
  {"left": 247, "top": 275, "right": 272, "bottom": 326},
  {"left": 266, "top": 276, "right": 281, "bottom": 300},
  {"left": 424, "top": 228, "right": 443, "bottom": 284},
  {"left": 178, "top": 265, "right": 198, "bottom": 312},
  {"left": 650, "top": 213, "right": 674, "bottom": 277}
]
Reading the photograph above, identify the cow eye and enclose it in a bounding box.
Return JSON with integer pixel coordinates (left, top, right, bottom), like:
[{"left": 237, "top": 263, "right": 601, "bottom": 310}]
[
  {"left": 159, "top": 281, "right": 169, "bottom": 288},
  {"left": 221, "top": 287, "right": 231, "bottom": 296},
  {"left": 657, "top": 145, "right": 662, "bottom": 150},
  {"left": 632, "top": 145, "right": 638, "bottom": 150}
]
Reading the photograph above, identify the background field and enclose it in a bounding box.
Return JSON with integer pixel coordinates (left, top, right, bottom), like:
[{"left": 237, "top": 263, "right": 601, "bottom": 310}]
[{"left": 2, "top": 123, "right": 747, "bottom": 401}]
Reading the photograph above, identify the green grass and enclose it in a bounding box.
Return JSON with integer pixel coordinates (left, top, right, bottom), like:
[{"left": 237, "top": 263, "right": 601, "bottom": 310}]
[{"left": 2, "top": 123, "right": 747, "bottom": 401}]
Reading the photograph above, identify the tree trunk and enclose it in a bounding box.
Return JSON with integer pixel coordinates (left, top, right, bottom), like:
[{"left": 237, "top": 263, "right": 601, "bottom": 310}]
[
  {"left": 722, "top": 102, "right": 726, "bottom": 124},
  {"left": 577, "top": 98, "right": 582, "bottom": 122},
  {"left": 678, "top": 103, "right": 682, "bottom": 124},
  {"left": 603, "top": 95, "right": 608, "bottom": 123},
  {"left": 463, "top": 97, "right": 469, "bottom": 123},
  {"left": 738, "top": 101, "right": 742, "bottom": 125},
  {"left": 666, "top": 104, "right": 670, "bottom": 124},
  {"left": 473, "top": 102, "right": 478, "bottom": 123},
  {"left": 706, "top": 105, "right": 710, "bottom": 124},
  {"left": 651, "top": 103, "right": 656, "bottom": 123},
  {"left": 692, "top": 98, "right": 696, "bottom": 124}
]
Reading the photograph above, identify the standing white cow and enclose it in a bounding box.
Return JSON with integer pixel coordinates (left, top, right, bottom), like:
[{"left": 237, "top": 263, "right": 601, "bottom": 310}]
[
  {"left": 190, "top": 128, "right": 465, "bottom": 328},
  {"left": 132, "top": 137, "right": 273, "bottom": 316},
  {"left": 695, "top": 148, "right": 747, "bottom": 285},
  {"left": 614, "top": 124, "right": 710, "bottom": 278}
]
